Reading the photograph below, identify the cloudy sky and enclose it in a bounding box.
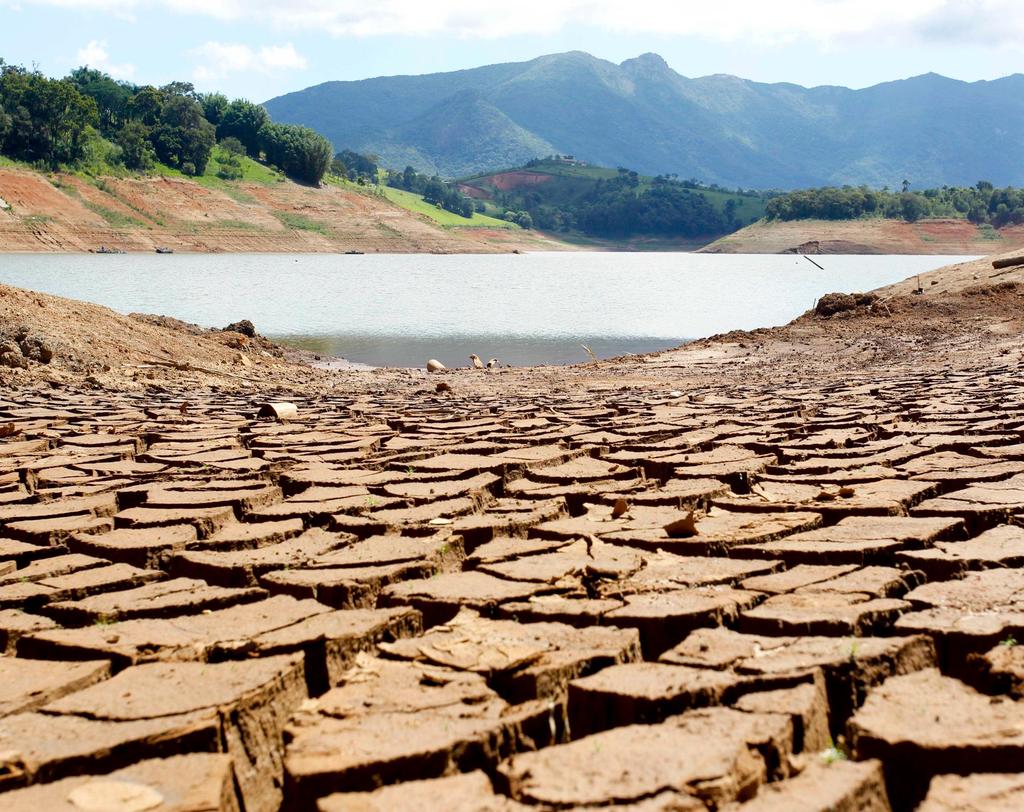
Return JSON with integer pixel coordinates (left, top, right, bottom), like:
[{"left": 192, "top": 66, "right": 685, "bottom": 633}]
[{"left": 1, "top": 0, "right": 1022, "bottom": 100}]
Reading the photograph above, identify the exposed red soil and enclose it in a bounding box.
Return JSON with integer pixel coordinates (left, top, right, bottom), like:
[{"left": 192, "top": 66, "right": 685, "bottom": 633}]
[
  {"left": 466, "top": 170, "right": 553, "bottom": 195},
  {"left": 0, "top": 168, "right": 567, "bottom": 254}
]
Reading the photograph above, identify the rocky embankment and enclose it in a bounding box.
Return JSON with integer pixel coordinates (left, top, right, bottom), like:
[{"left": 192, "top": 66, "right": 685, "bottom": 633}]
[
  {"left": 1, "top": 252, "right": 1024, "bottom": 810},
  {"left": 702, "top": 217, "right": 1024, "bottom": 255},
  {"left": 0, "top": 168, "right": 565, "bottom": 254}
]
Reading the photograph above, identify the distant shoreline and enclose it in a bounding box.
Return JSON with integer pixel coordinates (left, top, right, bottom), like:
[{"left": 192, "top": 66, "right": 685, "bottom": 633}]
[{"left": 702, "top": 217, "right": 1024, "bottom": 256}]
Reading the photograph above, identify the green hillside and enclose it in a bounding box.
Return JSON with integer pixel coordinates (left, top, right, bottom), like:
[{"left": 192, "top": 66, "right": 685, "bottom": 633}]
[
  {"left": 463, "top": 160, "right": 767, "bottom": 220},
  {"left": 381, "top": 185, "right": 518, "bottom": 229},
  {"left": 457, "top": 158, "right": 769, "bottom": 238},
  {"left": 264, "top": 51, "right": 1024, "bottom": 189}
]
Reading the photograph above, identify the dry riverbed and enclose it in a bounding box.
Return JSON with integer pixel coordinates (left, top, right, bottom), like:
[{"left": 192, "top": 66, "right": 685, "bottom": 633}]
[{"left": 1, "top": 250, "right": 1024, "bottom": 810}]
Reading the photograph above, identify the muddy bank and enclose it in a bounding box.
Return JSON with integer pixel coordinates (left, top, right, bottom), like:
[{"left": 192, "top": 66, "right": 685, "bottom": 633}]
[{"left": 701, "top": 217, "right": 1024, "bottom": 255}]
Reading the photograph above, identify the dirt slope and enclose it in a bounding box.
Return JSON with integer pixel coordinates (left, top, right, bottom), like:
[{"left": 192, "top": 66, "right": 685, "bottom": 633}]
[
  {"left": 0, "top": 283, "right": 334, "bottom": 391},
  {"left": 701, "top": 217, "right": 1024, "bottom": 255},
  {"left": 0, "top": 168, "right": 567, "bottom": 254}
]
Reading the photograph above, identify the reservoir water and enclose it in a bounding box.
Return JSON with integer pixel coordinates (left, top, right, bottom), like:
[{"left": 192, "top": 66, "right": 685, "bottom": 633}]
[{"left": 0, "top": 252, "right": 973, "bottom": 367}]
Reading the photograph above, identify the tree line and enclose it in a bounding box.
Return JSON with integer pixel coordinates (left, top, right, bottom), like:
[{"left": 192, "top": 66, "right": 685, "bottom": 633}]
[
  {"left": 497, "top": 172, "right": 734, "bottom": 238},
  {"left": 766, "top": 182, "right": 1024, "bottom": 227},
  {"left": 0, "top": 61, "right": 333, "bottom": 184}
]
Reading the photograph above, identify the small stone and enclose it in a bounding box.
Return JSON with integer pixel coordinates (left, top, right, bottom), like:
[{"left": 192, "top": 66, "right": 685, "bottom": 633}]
[
  {"left": 222, "top": 319, "right": 257, "bottom": 337},
  {"left": 18, "top": 335, "right": 53, "bottom": 364},
  {"left": 67, "top": 780, "right": 164, "bottom": 811},
  {"left": 0, "top": 351, "right": 28, "bottom": 369}
]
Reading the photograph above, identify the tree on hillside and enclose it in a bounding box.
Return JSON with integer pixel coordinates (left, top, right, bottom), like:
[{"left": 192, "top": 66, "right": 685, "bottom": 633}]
[
  {"left": 258, "top": 122, "right": 332, "bottom": 184},
  {"left": 335, "top": 149, "right": 378, "bottom": 182},
  {"left": 127, "top": 86, "right": 163, "bottom": 127},
  {"left": 896, "top": 192, "right": 925, "bottom": 222},
  {"left": 219, "top": 136, "right": 245, "bottom": 156},
  {"left": 160, "top": 81, "right": 198, "bottom": 100},
  {"left": 402, "top": 165, "right": 417, "bottom": 190},
  {"left": 199, "top": 92, "right": 229, "bottom": 126},
  {"left": 116, "top": 120, "right": 154, "bottom": 170},
  {"left": 0, "top": 62, "right": 98, "bottom": 166},
  {"left": 0, "top": 103, "right": 10, "bottom": 146},
  {"left": 67, "top": 67, "right": 134, "bottom": 134},
  {"left": 152, "top": 94, "right": 215, "bottom": 175},
  {"left": 218, "top": 99, "right": 269, "bottom": 158}
]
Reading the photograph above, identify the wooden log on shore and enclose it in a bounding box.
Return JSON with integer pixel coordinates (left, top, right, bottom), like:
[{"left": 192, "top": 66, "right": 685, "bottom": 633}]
[{"left": 992, "top": 256, "right": 1024, "bottom": 269}]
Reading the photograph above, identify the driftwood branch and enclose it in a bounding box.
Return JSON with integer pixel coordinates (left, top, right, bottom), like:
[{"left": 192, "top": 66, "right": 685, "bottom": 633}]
[
  {"left": 992, "top": 256, "right": 1024, "bottom": 270},
  {"left": 135, "top": 354, "right": 259, "bottom": 381}
]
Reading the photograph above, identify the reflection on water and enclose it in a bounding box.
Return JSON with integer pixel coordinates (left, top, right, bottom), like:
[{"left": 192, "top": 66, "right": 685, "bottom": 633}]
[{"left": 0, "top": 252, "right": 973, "bottom": 367}]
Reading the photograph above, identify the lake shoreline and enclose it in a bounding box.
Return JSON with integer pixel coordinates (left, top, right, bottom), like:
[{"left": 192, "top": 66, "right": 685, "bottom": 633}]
[
  {"left": 702, "top": 217, "right": 1024, "bottom": 256},
  {"left": 0, "top": 252, "right": 969, "bottom": 369},
  {"left": 0, "top": 250, "right": 1014, "bottom": 391}
]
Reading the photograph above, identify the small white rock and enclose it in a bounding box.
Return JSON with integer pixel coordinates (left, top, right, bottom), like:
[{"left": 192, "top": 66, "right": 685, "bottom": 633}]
[{"left": 68, "top": 780, "right": 164, "bottom": 812}]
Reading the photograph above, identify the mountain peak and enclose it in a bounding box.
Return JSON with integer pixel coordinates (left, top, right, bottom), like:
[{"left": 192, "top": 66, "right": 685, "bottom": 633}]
[
  {"left": 620, "top": 52, "right": 673, "bottom": 76},
  {"left": 626, "top": 52, "right": 668, "bottom": 67}
]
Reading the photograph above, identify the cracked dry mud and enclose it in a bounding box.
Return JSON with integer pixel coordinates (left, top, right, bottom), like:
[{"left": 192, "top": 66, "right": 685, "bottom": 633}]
[{"left": 5, "top": 273, "right": 1024, "bottom": 810}]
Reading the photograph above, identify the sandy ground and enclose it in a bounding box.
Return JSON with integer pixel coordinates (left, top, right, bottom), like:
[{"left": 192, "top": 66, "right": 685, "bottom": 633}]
[
  {"left": 702, "top": 217, "right": 1024, "bottom": 256},
  {"left": 0, "top": 168, "right": 568, "bottom": 254}
]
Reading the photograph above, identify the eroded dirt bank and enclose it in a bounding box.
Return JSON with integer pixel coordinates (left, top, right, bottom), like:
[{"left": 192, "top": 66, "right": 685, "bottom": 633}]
[
  {"left": 702, "top": 217, "right": 1024, "bottom": 255},
  {"left": 2, "top": 251, "right": 1024, "bottom": 811},
  {"left": 0, "top": 168, "right": 567, "bottom": 254}
]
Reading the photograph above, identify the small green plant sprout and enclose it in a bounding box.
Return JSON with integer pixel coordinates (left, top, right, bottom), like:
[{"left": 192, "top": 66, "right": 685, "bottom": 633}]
[
  {"left": 1001, "top": 635, "right": 1018, "bottom": 647},
  {"left": 848, "top": 637, "right": 860, "bottom": 662},
  {"left": 821, "top": 737, "right": 848, "bottom": 765},
  {"left": 406, "top": 466, "right": 415, "bottom": 475},
  {"left": 364, "top": 496, "right": 379, "bottom": 508},
  {"left": 93, "top": 616, "right": 114, "bottom": 627}
]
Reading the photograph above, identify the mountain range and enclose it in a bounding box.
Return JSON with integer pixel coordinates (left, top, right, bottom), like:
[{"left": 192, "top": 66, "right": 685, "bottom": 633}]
[{"left": 263, "top": 51, "right": 1024, "bottom": 190}]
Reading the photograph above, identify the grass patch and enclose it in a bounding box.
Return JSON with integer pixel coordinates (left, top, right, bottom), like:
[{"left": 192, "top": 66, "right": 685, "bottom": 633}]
[
  {"left": 977, "top": 223, "right": 1003, "bottom": 241},
  {"left": 50, "top": 175, "right": 79, "bottom": 195},
  {"left": 152, "top": 150, "right": 284, "bottom": 190},
  {"left": 224, "top": 186, "right": 256, "bottom": 204},
  {"left": 86, "top": 177, "right": 164, "bottom": 226},
  {"left": 207, "top": 219, "right": 262, "bottom": 231},
  {"left": 273, "top": 210, "right": 332, "bottom": 234},
  {"left": 382, "top": 185, "right": 517, "bottom": 229},
  {"left": 207, "top": 148, "right": 283, "bottom": 185},
  {"left": 84, "top": 201, "right": 147, "bottom": 228}
]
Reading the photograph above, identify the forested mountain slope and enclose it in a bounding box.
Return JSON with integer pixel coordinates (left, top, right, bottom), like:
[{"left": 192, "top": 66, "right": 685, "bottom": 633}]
[{"left": 265, "top": 51, "right": 1024, "bottom": 189}]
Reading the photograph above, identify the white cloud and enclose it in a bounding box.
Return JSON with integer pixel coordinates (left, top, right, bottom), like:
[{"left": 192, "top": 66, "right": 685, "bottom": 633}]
[
  {"left": 191, "top": 41, "right": 307, "bottom": 82},
  {"left": 20, "top": 1, "right": 1024, "bottom": 46},
  {"left": 75, "top": 39, "right": 136, "bottom": 78}
]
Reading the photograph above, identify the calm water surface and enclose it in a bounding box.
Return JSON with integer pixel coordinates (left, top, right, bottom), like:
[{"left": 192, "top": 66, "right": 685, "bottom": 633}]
[{"left": 0, "top": 253, "right": 973, "bottom": 367}]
